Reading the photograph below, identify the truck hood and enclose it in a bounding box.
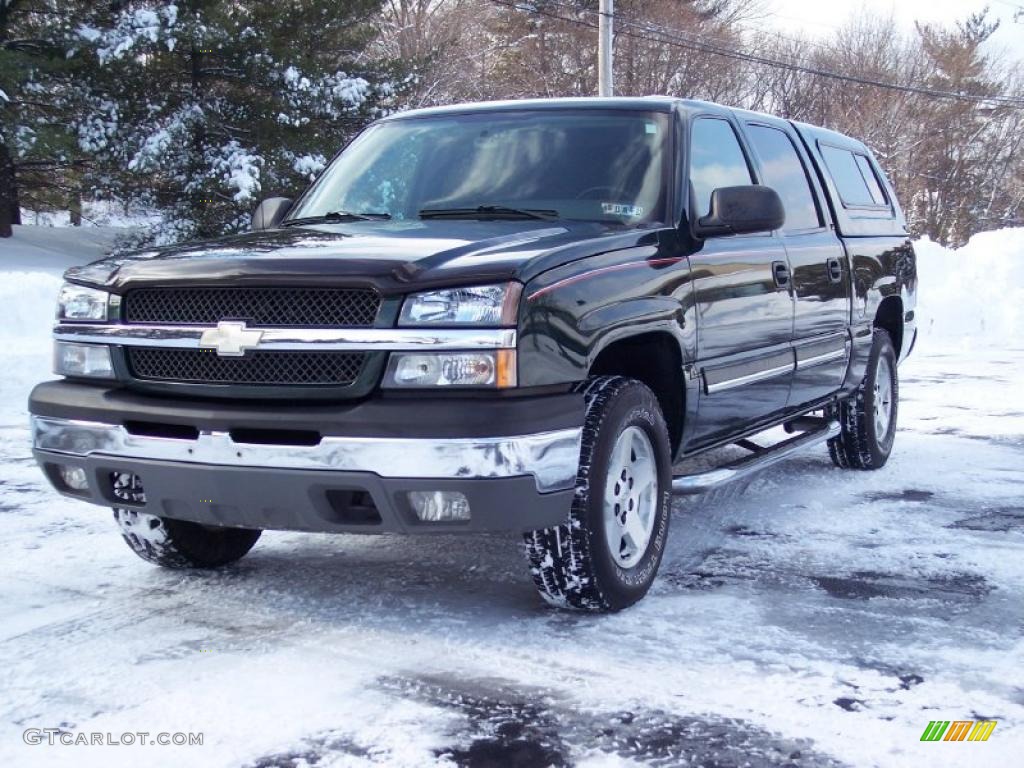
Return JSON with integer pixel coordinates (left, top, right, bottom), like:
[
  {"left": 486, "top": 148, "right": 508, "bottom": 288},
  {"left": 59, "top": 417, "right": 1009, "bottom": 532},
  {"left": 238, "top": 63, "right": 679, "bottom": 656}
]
[{"left": 66, "top": 219, "right": 661, "bottom": 294}]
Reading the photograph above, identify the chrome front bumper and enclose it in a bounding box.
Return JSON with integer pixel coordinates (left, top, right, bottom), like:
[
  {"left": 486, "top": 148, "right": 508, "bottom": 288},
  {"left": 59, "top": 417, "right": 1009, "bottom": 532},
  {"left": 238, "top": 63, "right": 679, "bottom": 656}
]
[{"left": 31, "top": 415, "right": 582, "bottom": 494}]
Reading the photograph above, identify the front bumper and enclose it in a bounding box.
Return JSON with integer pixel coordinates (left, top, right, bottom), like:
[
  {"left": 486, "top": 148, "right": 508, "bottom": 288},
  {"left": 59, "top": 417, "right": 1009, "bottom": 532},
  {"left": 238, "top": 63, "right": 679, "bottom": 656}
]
[{"left": 29, "top": 381, "right": 582, "bottom": 534}]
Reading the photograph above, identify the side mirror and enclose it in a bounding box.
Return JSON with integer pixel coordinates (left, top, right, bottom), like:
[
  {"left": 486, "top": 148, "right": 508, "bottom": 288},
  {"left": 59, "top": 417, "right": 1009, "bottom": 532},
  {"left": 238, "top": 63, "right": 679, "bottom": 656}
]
[
  {"left": 251, "top": 197, "right": 293, "bottom": 231},
  {"left": 695, "top": 185, "right": 785, "bottom": 238}
]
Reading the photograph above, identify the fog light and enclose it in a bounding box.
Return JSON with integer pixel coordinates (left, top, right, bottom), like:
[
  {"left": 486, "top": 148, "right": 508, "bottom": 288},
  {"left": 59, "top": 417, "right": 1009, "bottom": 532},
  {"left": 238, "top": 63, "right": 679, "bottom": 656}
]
[
  {"left": 408, "top": 491, "right": 471, "bottom": 522},
  {"left": 59, "top": 465, "right": 89, "bottom": 491}
]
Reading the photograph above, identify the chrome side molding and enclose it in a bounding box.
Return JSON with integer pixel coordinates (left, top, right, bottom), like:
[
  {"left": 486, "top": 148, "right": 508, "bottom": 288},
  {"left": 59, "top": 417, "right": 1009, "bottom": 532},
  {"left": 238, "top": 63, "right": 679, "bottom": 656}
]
[
  {"left": 795, "top": 348, "right": 848, "bottom": 370},
  {"left": 704, "top": 362, "right": 793, "bottom": 394},
  {"left": 703, "top": 332, "right": 851, "bottom": 394}
]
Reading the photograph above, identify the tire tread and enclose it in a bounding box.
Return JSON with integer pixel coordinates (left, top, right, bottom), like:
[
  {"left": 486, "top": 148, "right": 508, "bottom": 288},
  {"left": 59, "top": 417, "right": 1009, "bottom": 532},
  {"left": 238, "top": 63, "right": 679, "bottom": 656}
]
[
  {"left": 113, "top": 508, "right": 261, "bottom": 569},
  {"left": 524, "top": 376, "right": 668, "bottom": 611},
  {"left": 828, "top": 329, "right": 897, "bottom": 471}
]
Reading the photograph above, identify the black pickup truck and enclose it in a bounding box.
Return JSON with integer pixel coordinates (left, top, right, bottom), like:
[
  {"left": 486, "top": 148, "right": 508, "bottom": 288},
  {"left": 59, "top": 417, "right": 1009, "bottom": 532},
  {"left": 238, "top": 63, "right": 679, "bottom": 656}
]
[{"left": 30, "top": 97, "right": 917, "bottom": 611}]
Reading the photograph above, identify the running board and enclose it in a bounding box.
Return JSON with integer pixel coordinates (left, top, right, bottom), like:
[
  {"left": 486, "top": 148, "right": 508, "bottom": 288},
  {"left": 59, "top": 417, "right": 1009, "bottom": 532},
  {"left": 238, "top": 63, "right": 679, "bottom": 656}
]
[{"left": 671, "top": 419, "right": 840, "bottom": 496}]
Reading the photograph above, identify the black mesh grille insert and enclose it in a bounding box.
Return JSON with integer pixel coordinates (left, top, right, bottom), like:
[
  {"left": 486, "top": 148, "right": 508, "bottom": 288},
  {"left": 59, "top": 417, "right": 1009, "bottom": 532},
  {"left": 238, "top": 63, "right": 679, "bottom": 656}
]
[
  {"left": 126, "top": 348, "right": 367, "bottom": 386},
  {"left": 123, "top": 287, "right": 380, "bottom": 327}
]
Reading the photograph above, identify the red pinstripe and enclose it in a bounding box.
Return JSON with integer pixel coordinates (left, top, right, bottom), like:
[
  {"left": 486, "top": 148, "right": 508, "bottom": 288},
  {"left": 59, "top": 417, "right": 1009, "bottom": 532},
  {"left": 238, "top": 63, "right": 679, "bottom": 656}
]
[{"left": 527, "top": 257, "right": 686, "bottom": 301}]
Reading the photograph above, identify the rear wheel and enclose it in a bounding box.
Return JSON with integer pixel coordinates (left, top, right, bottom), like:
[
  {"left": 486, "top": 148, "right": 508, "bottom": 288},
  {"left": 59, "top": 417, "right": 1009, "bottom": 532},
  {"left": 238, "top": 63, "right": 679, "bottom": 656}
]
[
  {"left": 829, "top": 328, "right": 899, "bottom": 470},
  {"left": 113, "top": 508, "right": 261, "bottom": 568},
  {"left": 524, "top": 376, "right": 672, "bottom": 612}
]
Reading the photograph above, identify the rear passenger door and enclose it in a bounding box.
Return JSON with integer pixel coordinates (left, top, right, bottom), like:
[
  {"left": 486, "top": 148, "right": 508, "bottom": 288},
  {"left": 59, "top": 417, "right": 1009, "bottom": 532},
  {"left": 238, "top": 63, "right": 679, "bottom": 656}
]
[
  {"left": 686, "top": 114, "right": 794, "bottom": 448},
  {"left": 742, "top": 120, "right": 851, "bottom": 407}
]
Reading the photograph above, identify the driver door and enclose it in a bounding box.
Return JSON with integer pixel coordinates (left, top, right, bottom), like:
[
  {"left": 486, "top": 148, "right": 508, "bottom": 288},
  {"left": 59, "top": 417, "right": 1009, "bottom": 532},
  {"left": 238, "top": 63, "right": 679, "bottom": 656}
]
[{"left": 684, "top": 114, "right": 795, "bottom": 449}]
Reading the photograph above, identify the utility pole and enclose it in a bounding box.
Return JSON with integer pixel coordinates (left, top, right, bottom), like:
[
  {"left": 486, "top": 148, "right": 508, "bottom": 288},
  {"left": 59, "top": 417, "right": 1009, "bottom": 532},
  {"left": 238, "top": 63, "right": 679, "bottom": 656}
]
[{"left": 598, "top": 0, "right": 613, "bottom": 96}]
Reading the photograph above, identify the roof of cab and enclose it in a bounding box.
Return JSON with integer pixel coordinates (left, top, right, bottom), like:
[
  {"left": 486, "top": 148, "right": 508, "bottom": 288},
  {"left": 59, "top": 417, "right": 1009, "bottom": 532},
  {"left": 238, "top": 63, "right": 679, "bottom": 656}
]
[
  {"left": 378, "top": 96, "right": 877, "bottom": 159},
  {"left": 379, "top": 96, "right": 684, "bottom": 121},
  {"left": 791, "top": 120, "right": 870, "bottom": 152},
  {"left": 381, "top": 98, "right": 868, "bottom": 149}
]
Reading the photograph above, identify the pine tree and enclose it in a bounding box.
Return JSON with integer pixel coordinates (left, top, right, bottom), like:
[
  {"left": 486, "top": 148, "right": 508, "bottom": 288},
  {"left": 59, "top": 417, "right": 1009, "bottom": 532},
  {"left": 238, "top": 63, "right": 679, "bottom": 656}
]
[
  {"left": 914, "top": 13, "right": 1009, "bottom": 244},
  {"left": 79, "top": 1, "right": 404, "bottom": 245},
  {"left": 0, "top": 0, "right": 92, "bottom": 237}
]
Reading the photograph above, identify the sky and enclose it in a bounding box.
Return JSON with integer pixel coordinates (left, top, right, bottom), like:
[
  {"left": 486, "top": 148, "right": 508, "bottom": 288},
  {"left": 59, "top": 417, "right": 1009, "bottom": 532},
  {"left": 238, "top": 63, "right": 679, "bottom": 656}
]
[{"left": 765, "top": 0, "right": 1024, "bottom": 63}]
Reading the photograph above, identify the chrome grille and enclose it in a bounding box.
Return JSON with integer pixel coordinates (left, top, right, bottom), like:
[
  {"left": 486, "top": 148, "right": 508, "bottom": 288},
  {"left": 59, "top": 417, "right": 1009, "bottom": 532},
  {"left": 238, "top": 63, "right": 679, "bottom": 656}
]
[
  {"left": 126, "top": 348, "right": 368, "bottom": 386},
  {"left": 123, "top": 287, "right": 380, "bottom": 327}
]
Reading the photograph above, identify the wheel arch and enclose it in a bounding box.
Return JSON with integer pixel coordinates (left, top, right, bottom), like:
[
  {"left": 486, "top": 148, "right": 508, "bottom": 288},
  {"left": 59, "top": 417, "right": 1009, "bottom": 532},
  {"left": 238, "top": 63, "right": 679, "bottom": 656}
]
[
  {"left": 874, "top": 295, "right": 904, "bottom": 356},
  {"left": 588, "top": 330, "right": 686, "bottom": 456}
]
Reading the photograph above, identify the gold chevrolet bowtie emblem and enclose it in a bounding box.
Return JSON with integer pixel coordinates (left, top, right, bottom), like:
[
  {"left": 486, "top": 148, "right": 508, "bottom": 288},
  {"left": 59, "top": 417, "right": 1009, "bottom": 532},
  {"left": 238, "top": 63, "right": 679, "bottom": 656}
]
[{"left": 199, "top": 321, "right": 264, "bottom": 357}]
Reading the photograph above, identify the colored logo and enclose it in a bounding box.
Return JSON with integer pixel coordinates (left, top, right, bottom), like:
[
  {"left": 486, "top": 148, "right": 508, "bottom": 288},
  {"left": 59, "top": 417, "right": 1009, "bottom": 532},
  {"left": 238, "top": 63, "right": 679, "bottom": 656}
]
[{"left": 920, "top": 720, "right": 997, "bottom": 742}]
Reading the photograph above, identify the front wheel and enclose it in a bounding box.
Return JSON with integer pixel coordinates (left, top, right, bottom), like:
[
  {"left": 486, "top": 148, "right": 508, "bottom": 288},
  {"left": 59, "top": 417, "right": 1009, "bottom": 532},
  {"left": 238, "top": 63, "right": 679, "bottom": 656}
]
[
  {"left": 829, "top": 328, "right": 899, "bottom": 470},
  {"left": 524, "top": 376, "right": 672, "bottom": 612},
  {"left": 114, "top": 508, "right": 261, "bottom": 568}
]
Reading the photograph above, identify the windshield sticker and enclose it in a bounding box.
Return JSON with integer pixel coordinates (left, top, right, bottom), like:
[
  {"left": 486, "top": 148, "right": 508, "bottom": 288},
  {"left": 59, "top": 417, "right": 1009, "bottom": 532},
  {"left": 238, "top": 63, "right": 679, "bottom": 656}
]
[
  {"left": 645, "top": 121, "right": 658, "bottom": 134},
  {"left": 602, "top": 202, "right": 644, "bottom": 218}
]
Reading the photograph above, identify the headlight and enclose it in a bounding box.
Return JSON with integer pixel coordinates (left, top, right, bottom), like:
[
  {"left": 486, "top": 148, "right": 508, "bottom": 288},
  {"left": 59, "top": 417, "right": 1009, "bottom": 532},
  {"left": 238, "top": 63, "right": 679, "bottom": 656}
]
[
  {"left": 57, "top": 283, "right": 110, "bottom": 322},
  {"left": 399, "top": 283, "right": 520, "bottom": 326},
  {"left": 383, "top": 350, "right": 517, "bottom": 388},
  {"left": 54, "top": 342, "right": 115, "bottom": 379}
]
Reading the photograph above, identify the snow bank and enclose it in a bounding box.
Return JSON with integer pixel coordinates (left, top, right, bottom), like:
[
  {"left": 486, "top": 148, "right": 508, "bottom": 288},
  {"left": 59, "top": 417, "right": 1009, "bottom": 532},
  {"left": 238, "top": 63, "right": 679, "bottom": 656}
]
[
  {"left": 914, "top": 228, "right": 1024, "bottom": 348},
  {"left": 0, "top": 224, "right": 125, "bottom": 272},
  {"left": 1, "top": 272, "right": 61, "bottom": 350},
  {"left": 0, "top": 272, "right": 62, "bottom": 398},
  {"left": 0, "top": 226, "right": 117, "bottom": 401}
]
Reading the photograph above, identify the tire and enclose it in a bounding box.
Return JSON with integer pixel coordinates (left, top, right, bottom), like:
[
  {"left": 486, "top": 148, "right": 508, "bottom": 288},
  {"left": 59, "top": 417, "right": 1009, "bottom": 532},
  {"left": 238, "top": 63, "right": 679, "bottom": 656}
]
[
  {"left": 524, "top": 376, "right": 673, "bottom": 612},
  {"left": 113, "top": 508, "right": 261, "bottom": 569},
  {"left": 829, "top": 328, "right": 899, "bottom": 470}
]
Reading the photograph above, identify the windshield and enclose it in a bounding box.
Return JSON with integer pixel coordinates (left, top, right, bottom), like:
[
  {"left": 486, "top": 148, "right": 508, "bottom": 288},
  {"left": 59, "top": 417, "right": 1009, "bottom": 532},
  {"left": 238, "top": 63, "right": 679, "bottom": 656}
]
[{"left": 288, "top": 110, "right": 671, "bottom": 226}]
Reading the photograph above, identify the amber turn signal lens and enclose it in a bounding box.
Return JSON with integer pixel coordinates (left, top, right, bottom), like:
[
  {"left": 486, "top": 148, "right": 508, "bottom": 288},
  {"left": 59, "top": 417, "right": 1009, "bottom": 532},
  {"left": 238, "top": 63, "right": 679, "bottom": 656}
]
[{"left": 495, "top": 349, "right": 517, "bottom": 388}]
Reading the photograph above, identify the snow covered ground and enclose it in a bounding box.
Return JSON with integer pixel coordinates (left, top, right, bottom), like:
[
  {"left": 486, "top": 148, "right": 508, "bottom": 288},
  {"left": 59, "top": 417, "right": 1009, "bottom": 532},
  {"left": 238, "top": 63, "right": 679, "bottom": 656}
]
[{"left": 0, "top": 229, "right": 1022, "bottom": 767}]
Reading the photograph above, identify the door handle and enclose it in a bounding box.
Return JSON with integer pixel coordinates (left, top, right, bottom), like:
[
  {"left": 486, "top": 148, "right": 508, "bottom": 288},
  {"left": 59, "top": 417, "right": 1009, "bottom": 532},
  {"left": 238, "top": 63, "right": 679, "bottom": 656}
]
[
  {"left": 826, "top": 257, "right": 843, "bottom": 284},
  {"left": 772, "top": 261, "right": 790, "bottom": 289}
]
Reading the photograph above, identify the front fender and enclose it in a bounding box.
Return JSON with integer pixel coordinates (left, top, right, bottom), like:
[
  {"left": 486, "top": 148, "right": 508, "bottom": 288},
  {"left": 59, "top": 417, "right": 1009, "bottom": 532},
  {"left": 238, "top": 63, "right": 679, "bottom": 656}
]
[{"left": 517, "top": 247, "right": 695, "bottom": 387}]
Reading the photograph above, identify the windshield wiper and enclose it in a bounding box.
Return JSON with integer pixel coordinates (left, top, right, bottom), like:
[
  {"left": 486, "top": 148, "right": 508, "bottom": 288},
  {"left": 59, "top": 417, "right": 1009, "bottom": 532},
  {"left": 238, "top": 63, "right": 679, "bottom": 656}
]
[
  {"left": 418, "top": 205, "right": 560, "bottom": 221},
  {"left": 283, "top": 210, "right": 391, "bottom": 226}
]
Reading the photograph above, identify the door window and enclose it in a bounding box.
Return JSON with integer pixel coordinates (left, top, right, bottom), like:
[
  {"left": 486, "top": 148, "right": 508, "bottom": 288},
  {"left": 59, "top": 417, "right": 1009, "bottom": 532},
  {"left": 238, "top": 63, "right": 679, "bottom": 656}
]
[
  {"left": 689, "top": 118, "right": 754, "bottom": 218},
  {"left": 746, "top": 125, "right": 822, "bottom": 231}
]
